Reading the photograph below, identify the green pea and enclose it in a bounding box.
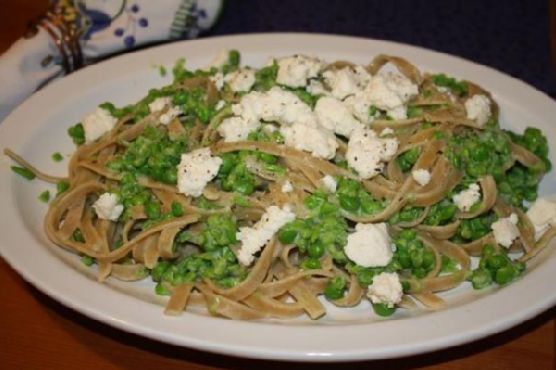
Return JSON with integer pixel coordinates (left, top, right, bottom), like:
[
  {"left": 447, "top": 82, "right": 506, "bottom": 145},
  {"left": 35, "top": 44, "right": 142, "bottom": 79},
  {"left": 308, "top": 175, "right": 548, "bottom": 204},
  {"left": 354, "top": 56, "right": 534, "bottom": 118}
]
[
  {"left": 163, "top": 169, "right": 178, "bottom": 184},
  {"left": 324, "top": 276, "right": 346, "bottom": 300},
  {"left": 354, "top": 268, "right": 375, "bottom": 286},
  {"left": 486, "top": 255, "right": 508, "bottom": 271},
  {"left": 258, "top": 152, "right": 277, "bottom": 164},
  {"left": 278, "top": 228, "right": 298, "bottom": 245},
  {"left": 495, "top": 266, "right": 515, "bottom": 285},
  {"left": 228, "top": 50, "right": 240, "bottom": 66},
  {"left": 155, "top": 282, "right": 171, "bottom": 295},
  {"left": 38, "top": 190, "right": 50, "bottom": 203},
  {"left": 372, "top": 303, "right": 396, "bottom": 317},
  {"left": 145, "top": 201, "right": 161, "bottom": 219},
  {"left": 301, "top": 258, "right": 321, "bottom": 270},
  {"left": 308, "top": 242, "right": 325, "bottom": 258},
  {"left": 171, "top": 201, "right": 184, "bottom": 217},
  {"left": 219, "top": 154, "right": 238, "bottom": 175},
  {"left": 73, "top": 229, "right": 85, "bottom": 243},
  {"left": 67, "top": 123, "right": 85, "bottom": 145},
  {"left": 339, "top": 194, "right": 360, "bottom": 212},
  {"left": 80, "top": 255, "right": 95, "bottom": 267},
  {"left": 471, "top": 268, "right": 492, "bottom": 289},
  {"left": 410, "top": 249, "right": 424, "bottom": 268},
  {"left": 234, "top": 179, "right": 255, "bottom": 195},
  {"left": 422, "top": 250, "right": 436, "bottom": 269}
]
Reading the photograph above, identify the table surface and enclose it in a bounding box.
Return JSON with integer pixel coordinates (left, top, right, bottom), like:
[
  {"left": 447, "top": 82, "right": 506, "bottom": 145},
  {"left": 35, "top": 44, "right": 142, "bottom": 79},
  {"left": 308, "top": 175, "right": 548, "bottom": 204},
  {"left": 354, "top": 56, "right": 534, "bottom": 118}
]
[{"left": 0, "top": 1, "right": 555, "bottom": 369}]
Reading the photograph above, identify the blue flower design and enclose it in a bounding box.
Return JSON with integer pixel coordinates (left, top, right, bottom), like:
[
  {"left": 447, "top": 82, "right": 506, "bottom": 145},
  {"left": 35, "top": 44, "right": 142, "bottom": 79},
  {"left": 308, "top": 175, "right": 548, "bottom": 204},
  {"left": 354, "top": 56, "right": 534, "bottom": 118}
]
[{"left": 112, "top": 3, "right": 150, "bottom": 48}]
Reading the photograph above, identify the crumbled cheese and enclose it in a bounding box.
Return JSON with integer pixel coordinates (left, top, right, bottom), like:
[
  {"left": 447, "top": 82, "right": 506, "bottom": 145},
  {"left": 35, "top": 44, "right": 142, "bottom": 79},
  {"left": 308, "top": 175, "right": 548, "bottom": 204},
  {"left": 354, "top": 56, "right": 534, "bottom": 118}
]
[
  {"left": 208, "top": 49, "right": 229, "bottom": 69},
  {"left": 306, "top": 79, "right": 328, "bottom": 96},
  {"left": 148, "top": 97, "right": 171, "bottom": 113},
  {"left": 276, "top": 55, "right": 324, "bottom": 88},
  {"left": 218, "top": 116, "right": 261, "bottom": 142},
  {"left": 263, "top": 124, "right": 277, "bottom": 133},
  {"left": 92, "top": 193, "right": 123, "bottom": 221},
  {"left": 314, "top": 96, "right": 362, "bottom": 138},
  {"left": 176, "top": 148, "right": 222, "bottom": 197},
  {"left": 491, "top": 213, "right": 520, "bottom": 248},
  {"left": 322, "top": 65, "right": 371, "bottom": 99},
  {"left": 346, "top": 127, "right": 399, "bottom": 179},
  {"left": 159, "top": 106, "right": 182, "bottom": 125},
  {"left": 365, "top": 72, "right": 419, "bottom": 120},
  {"left": 344, "top": 92, "right": 375, "bottom": 124},
  {"left": 82, "top": 107, "right": 118, "bottom": 143},
  {"left": 236, "top": 205, "right": 296, "bottom": 266},
  {"left": 224, "top": 68, "right": 256, "bottom": 92},
  {"left": 148, "top": 97, "right": 181, "bottom": 125},
  {"left": 380, "top": 127, "right": 394, "bottom": 137},
  {"left": 210, "top": 72, "right": 224, "bottom": 90},
  {"left": 281, "top": 180, "right": 294, "bottom": 193},
  {"left": 215, "top": 100, "right": 225, "bottom": 111},
  {"left": 280, "top": 120, "right": 338, "bottom": 159},
  {"left": 452, "top": 183, "right": 481, "bottom": 212},
  {"left": 465, "top": 94, "right": 491, "bottom": 127},
  {"left": 321, "top": 175, "right": 337, "bottom": 193},
  {"left": 232, "top": 87, "right": 314, "bottom": 126},
  {"left": 367, "top": 272, "right": 403, "bottom": 308},
  {"left": 344, "top": 223, "right": 393, "bottom": 267},
  {"left": 526, "top": 198, "right": 556, "bottom": 239},
  {"left": 412, "top": 168, "right": 431, "bottom": 186}
]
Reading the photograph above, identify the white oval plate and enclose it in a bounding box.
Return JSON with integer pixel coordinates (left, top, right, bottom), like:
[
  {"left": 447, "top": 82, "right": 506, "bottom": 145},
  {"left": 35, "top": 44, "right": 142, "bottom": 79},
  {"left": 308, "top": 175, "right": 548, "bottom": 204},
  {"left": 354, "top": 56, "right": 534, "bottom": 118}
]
[{"left": 1, "top": 33, "right": 555, "bottom": 362}]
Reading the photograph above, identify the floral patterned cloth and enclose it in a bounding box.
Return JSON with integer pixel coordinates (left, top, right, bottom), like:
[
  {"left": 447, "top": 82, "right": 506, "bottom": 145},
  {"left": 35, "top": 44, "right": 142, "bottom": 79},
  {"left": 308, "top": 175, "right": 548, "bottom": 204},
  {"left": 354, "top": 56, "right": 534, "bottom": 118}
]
[{"left": 0, "top": 0, "right": 222, "bottom": 121}]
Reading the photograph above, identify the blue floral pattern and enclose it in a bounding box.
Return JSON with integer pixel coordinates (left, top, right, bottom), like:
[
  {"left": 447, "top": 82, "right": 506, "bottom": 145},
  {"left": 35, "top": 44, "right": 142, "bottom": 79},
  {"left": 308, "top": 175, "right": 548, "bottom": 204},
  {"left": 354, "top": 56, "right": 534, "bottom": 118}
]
[{"left": 112, "top": 3, "right": 150, "bottom": 48}]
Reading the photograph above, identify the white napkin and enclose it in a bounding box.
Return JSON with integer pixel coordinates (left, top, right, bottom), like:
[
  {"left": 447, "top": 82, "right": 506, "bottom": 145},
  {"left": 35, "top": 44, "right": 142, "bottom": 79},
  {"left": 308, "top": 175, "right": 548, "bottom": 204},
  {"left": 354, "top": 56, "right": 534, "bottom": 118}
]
[{"left": 0, "top": 0, "right": 222, "bottom": 121}]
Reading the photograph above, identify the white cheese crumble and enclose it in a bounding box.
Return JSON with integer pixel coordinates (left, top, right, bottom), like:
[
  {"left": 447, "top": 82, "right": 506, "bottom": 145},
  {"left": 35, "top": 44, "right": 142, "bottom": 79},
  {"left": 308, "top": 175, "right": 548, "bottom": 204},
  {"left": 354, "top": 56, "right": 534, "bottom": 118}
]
[
  {"left": 218, "top": 116, "right": 261, "bottom": 142},
  {"left": 343, "top": 93, "right": 375, "bottom": 124},
  {"left": 367, "top": 272, "right": 403, "bottom": 308},
  {"left": 210, "top": 72, "right": 224, "bottom": 90},
  {"left": 148, "top": 97, "right": 171, "bottom": 113},
  {"left": 491, "top": 213, "right": 520, "bottom": 248},
  {"left": 224, "top": 68, "right": 256, "bottom": 92},
  {"left": 465, "top": 94, "right": 491, "bottom": 127},
  {"left": 215, "top": 100, "right": 225, "bottom": 111},
  {"left": 306, "top": 79, "right": 328, "bottom": 96},
  {"left": 380, "top": 127, "right": 394, "bottom": 137},
  {"left": 148, "top": 97, "right": 181, "bottom": 125},
  {"left": 322, "top": 65, "right": 371, "bottom": 100},
  {"left": 280, "top": 120, "right": 338, "bottom": 159},
  {"left": 321, "top": 175, "right": 337, "bottom": 193},
  {"left": 276, "top": 55, "right": 324, "bottom": 88},
  {"left": 176, "top": 148, "right": 222, "bottom": 197},
  {"left": 314, "top": 96, "right": 362, "bottom": 138},
  {"left": 365, "top": 72, "right": 419, "bottom": 120},
  {"left": 281, "top": 180, "right": 294, "bottom": 193},
  {"left": 526, "top": 198, "right": 556, "bottom": 239},
  {"left": 82, "top": 107, "right": 118, "bottom": 143},
  {"left": 159, "top": 106, "right": 182, "bottom": 125},
  {"left": 452, "top": 183, "right": 481, "bottom": 212},
  {"left": 346, "top": 127, "right": 399, "bottom": 179},
  {"left": 344, "top": 223, "right": 393, "bottom": 267},
  {"left": 412, "top": 168, "right": 431, "bottom": 186},
  {"left": 233, "top": 86, "right": 314, "bottom": 126},
  {"left": 236, "top": 205, "right": 296, "bottom": 266},
  {"left": 92, "top": 193, "right": 123, "bottom": 221}
]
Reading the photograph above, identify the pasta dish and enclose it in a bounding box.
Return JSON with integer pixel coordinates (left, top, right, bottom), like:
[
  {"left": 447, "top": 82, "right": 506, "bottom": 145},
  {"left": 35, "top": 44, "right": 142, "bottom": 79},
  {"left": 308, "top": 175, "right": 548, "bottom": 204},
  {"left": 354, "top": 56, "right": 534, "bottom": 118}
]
[{"left": 5, "top": 50, "right": 556, "bottom": 320}]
